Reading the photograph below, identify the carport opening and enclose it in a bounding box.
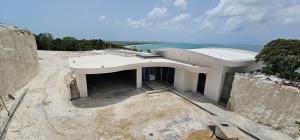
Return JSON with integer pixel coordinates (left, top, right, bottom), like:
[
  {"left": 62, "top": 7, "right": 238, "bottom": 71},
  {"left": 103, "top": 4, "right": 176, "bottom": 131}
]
[
  {"left": 86, "top": 70, "right": 136, "bottom": 95},
  {"left": 142, "top": 67, "right": 175, "bottom": 90}
]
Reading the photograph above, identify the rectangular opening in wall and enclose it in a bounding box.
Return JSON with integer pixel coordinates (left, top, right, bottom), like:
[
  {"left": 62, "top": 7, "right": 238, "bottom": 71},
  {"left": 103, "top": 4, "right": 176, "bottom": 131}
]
[
  {"left": 162, "top": 67, "right": 175, "bottom": 84},
  {"left": 197, "top": 73, "right": 206, "bottom": 94},
  {"left": 142, "top": 67, "right": 175, "bottom": 90},
  {"left": 86, "top": 69, "right": 136, "bottom": 95}
]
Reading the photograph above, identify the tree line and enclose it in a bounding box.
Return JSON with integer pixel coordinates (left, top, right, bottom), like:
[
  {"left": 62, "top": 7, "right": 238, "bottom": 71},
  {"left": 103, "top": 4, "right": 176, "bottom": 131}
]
[{"left": 34, "top": 33, "right": 138, "bottom": 51}]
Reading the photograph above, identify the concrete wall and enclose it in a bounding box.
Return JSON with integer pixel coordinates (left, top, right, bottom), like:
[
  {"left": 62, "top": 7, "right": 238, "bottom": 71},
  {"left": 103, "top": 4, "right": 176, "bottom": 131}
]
[
  {"left": 228, "top": 73, "right": 300, "bottom": 138},
  {"left": 0, "top": 25, "right": 39, "bottom": 98},
  {"left": 174, "top": 69, "right": 198, "bottom": 92},
  {"left": 204, "top": 66, "right": 227, "bottom": 101}
]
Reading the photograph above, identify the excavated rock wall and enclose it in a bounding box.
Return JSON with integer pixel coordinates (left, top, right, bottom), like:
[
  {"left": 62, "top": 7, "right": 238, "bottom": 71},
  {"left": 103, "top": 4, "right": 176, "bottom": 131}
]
[
  {"left": 0, "top": 25, "right": 39, "bottom": 98},
  {"left": 228, "top": 73, "right": 300, "bottom": 138}
]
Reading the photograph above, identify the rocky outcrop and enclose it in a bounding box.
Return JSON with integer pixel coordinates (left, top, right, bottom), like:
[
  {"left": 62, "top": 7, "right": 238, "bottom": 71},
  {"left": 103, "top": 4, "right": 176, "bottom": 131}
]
[
  {"left": 0, "top": 25, "right": 39, "bottom": 98},
  {"left": 228, "top": 73, "right": 300, "bottom": 138}
]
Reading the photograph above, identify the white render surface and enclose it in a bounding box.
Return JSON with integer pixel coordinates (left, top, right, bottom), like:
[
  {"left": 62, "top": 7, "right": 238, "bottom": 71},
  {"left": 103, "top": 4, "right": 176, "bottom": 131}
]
[
  {"left": 174, "top": 69, "right": 198, "bottom": 92},
  {"left": 189, "top": 48, "right": 257, "bottom": 61},
  {"left": 69, "top": 53, "right": 209, "bottom": 74}
]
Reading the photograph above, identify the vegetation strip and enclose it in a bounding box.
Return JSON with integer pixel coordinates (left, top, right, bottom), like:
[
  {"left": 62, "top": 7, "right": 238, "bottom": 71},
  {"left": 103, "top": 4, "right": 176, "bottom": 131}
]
[
  {"left": 34, "top": 33, "right": 139, "bottom": 51},
  {"left": 0, "top": 89, "right": 28, "bottom": 140}
]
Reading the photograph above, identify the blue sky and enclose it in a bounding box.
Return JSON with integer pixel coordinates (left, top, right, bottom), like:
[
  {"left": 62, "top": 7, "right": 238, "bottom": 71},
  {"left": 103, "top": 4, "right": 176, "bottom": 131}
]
[{"left": 1, "top": 0, "right": 300, "bottom": 45}]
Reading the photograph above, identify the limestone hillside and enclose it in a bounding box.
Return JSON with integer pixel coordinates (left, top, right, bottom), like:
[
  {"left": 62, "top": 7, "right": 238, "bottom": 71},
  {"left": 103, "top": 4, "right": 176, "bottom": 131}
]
[
  {"left": 0, "top": 25, "right": 39, "bottom": 98},
  {"left": 228, "top": 73, "right": 300, "bottom": 138}
]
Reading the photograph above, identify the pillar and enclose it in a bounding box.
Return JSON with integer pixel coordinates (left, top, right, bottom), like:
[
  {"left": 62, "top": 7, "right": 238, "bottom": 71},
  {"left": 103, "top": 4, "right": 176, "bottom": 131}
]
[
  {"left": 136, "top": 67, "right": 142, "bottom": 88},
  {"left": 174, "top": 69, "right": 199, "bottom": 92},
  {"left": 174, "top": 69, "right": 185, "bottom": 91},
  {"left": 204, "top": 66, "right": 225, "bottom": 102},
  {"left": 76, "top": 74, "right": 88, "bottom": 97},
  {"left": 189, "top": 72, "right": 199, "bottom": 92}
]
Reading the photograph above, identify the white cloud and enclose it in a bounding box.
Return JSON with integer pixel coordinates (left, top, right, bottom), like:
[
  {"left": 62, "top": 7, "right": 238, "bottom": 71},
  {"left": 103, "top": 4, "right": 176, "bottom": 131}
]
[
  {"left": 148, "top": 7, "right": 167, "bottom": 19},
  {"left": 275, "top": 5, "right": 300, "bottom": 24},
  {"left": 156, "top": 22, "right": 185, "bottom": 31},
  {"left": 197, "top": 0, "right": 300, "bottom": 32},
  {"left": 171, "top": 13, "right": 190, "bottom": 23},
  {"left": 224, "top": 17, "right": 243, "bottom": 31},
  {"left": 126, "top": 18, "right": 152, "bottom": 29},
  {"left": 99, "top": 16, "right": 107, "bottom": 21},
  {"left": 174, "top": 0, "right": 187, "bottom": 9},
  {"left": 155, "top": 13, "right": 190, "bottom": 31},
  {"left": 193, "top": 17, "right": 215, "bottom": 30}
]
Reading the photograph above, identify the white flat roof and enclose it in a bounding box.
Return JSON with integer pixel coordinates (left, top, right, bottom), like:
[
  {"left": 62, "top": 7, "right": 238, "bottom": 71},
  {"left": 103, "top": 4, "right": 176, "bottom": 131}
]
[
  {"left": 69, "top": 52, "right": 210, "bottom": 74},
  {"left": 188, "top": 48, "right": 258, "bottom": 61}
]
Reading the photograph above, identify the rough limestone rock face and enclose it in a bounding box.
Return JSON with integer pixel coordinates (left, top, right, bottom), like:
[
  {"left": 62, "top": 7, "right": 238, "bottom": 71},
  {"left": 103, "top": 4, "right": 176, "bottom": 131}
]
[
  {"left": 228, "top": 73, "right": 300, "bottom": 138},
  {"left": 0, "top": 25, "right": 39, "bottom": 98}
]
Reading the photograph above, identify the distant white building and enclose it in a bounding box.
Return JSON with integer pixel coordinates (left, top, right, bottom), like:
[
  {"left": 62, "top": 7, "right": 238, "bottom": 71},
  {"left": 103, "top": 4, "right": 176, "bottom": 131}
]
[{"left": 69, "top": 48, "right": 261, "bottom": 102}]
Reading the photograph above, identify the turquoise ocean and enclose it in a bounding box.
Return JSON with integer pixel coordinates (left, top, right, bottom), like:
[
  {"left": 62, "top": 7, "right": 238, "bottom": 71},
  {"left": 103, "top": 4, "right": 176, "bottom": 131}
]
[{"left": 126, "top": 42, "right": 263, "bottom": 52}]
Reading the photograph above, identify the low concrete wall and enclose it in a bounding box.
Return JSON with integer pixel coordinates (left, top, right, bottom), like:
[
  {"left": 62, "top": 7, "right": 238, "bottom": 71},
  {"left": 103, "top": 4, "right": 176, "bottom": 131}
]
[
  {"left": 228, "top": 73, "right": 300, "bottom": 138},
  {"left": 0, "top": 25, "right": 39, "bottom": 98}
]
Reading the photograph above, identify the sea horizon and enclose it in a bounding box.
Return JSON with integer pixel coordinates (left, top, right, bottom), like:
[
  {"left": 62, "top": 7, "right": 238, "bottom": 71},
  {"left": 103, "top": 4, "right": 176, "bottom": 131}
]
[{"left": 125, "top": 42, "right": 263, "bottom": 52}]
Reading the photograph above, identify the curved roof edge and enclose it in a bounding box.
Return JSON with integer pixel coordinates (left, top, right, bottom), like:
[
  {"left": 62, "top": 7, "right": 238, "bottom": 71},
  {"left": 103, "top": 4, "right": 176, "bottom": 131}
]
[
  {"left": 152, "top": 47, "right": 258, "bottom": 67},
  {"left": 68, "top": 54, "right": 211, "bottom": 74}
]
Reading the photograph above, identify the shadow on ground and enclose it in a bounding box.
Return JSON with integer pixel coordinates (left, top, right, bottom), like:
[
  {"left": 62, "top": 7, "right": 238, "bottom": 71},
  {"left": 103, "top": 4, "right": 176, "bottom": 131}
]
[{"left": 71, "top": 88, "right": 144, "bottom": 108}]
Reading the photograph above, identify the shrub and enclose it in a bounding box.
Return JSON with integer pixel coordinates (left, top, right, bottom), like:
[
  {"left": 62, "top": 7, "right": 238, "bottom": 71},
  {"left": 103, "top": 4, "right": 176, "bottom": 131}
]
[{"left": 256, "top": 39, "right": 300, "bottom": 82}]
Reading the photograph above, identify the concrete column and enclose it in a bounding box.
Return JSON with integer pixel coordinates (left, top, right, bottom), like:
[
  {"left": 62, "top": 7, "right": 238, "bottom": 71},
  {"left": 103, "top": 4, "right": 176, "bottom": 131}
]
[
  {"left": 204, "top": 66, "right": 225, "bottom": 102},
  {"left": 136, "top": 67, "right": 142, "bottom": 88},
  {"left": 174, "top": 69, "right": 185, "bottom": 91},
  {"left": 76, "top": 74, "right": 88, "bottom": 97},
  {"left": 189, "top": 72, "right": 199, "bottom": 92},
  {"left": 174, "top": 69, "right": 198, "bottom": 92}
]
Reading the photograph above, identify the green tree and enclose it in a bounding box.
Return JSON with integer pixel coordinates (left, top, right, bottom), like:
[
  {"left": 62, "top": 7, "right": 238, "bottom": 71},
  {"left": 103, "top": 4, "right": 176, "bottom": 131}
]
[
  {"left": 34, "top": 33, "right": 138, "bottom": 52},
  {"left": 35, "top": 33, "right": 54, "bottom": 50},
  {"left": 62, "top": 37, "right": 77, "bottom": 51},
  {"left": 256, "top": 39, "right": 300, "bottom": 81}
]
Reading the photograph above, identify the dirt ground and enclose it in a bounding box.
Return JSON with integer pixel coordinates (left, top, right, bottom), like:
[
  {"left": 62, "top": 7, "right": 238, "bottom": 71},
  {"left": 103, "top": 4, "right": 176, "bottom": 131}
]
[{"left": 2, "top": 51, "right": 217, "bottom": 140}]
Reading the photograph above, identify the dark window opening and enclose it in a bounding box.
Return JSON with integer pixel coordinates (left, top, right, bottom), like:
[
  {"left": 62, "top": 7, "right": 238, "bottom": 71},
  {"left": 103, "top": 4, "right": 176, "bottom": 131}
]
[
  {"left": 142, "top": 67, "right": 175, "bottom": 84},
  {"left": 86, "top": 70, "right": 136, "bottom": 95},
  {"left": 197, "top": 73, "right": 206, "bottom": 94}
]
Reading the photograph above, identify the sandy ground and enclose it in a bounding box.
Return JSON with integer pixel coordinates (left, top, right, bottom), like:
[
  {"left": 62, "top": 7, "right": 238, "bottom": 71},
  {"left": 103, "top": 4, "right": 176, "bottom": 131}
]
[{"left": 2, "top": 51, "right": 216, "bottom": 140}]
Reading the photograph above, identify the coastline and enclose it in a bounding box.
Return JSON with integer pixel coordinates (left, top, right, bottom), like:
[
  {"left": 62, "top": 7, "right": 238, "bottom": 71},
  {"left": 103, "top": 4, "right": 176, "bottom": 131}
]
[
  {"left": 124, "top": 42, "right": 262, "bottom": 52},
  {"left": 124, "top": 43, "right": 153, "bottom": 48}
]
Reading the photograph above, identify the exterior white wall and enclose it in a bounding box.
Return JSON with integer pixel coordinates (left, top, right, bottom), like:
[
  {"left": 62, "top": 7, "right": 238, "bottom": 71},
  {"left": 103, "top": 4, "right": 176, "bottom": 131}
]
[
  {"left": 186, "top": 72, "right": 198, "bottom": 92},
  {"left": 76, "top": 74, "right": 88, "bottom": 97},
  {"left": 136, "top": 67, "right": 142, "bottom": 88},
  {"left": 174, "top": 69, "right": 198, "bottom": 92},
  {"left": 204, "top": 66, "right": 226, "bottom": 101},
  {"left": 174, "top": 69, "right": 185, "bottom": 91}
]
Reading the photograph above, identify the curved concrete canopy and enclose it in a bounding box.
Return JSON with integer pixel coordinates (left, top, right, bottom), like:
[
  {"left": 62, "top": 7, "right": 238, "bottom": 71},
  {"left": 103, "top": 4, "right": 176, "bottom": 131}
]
[
  {"left": 69, "top": 53, "right": 210, "bottom": 74},
  {"left": 152, "top": 48, "right": 258, "bottom": 67},
  {"left": 189, "top": 48, "right": 257, "bottom": 62}
]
